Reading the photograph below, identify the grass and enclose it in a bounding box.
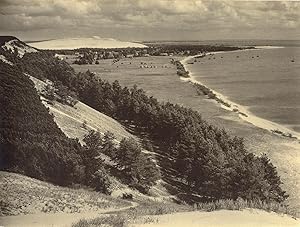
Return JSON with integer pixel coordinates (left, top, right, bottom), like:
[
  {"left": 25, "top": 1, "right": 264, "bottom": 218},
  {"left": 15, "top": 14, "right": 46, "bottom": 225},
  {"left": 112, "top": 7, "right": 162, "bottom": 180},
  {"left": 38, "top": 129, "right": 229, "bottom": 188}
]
[
  {"left": 195, "top": 198, "right": 298, "bottom": 217},
  {"left": 72, "top": 201, "right": 192, "bottom": 227},
  {"left": 0, "top": 171, "right": 130, "bottom": 216},
  {"left": 71, "top": 197, "right": 299, "bottom": 227},
  {"left": 73, "top": 214, "right": 128, "bottom": 227}
]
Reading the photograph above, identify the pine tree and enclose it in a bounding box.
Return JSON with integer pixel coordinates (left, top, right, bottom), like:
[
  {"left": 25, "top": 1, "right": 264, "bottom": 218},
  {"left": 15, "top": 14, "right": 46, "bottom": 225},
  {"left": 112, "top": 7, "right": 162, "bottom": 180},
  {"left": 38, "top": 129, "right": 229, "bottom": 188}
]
[{"left": 102, "top": 131, "right": 116, "bottom": 158}]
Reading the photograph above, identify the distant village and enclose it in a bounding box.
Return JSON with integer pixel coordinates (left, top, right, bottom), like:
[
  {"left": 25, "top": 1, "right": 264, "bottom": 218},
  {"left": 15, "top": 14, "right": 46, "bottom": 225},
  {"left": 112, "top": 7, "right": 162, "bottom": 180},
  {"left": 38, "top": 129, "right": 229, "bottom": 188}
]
[
  {"left": 59, "top": 48, "right": 190, "bottom": 65},
  {"left": 52, "top": 45, "right": 246, "bottom": 65}
]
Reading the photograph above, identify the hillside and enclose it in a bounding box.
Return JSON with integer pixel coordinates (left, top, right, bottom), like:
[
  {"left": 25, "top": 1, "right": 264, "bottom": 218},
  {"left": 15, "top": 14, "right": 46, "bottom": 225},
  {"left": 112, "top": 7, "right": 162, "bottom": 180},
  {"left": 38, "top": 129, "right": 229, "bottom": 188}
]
[
  {"left": 29, "top": 76, "right": 133, "bottom": 143},
  {"left": 29, "top": 75, "right": 175, "bottom": 200},
  {"left": 0, "top": 171, "right": 131, "bottom": 216},
  {"left": 0, "top": 171, "right": 135, "bottom": 227},
  {"left": 0, "top": 36, "right": 38, "bottom": 57},
  {"left": 29, "top": 37, "right": 147, "bottom": 50},
  {"left": 0, "top": 62, "right": 86, "bottom": 186}
]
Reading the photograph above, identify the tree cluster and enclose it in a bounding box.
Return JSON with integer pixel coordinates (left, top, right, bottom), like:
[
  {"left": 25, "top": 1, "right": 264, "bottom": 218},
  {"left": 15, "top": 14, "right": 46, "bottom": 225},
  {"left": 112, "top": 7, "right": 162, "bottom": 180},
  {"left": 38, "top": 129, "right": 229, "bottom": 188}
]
[
  {"left": 67, "top": 71, "right": 286, "bottom": 203},
  {"left": 114, "top": 138, "right": 160, "bottom": 193},
  {"left": 82, "top": 130, "right": 160, "bottom": 193}
]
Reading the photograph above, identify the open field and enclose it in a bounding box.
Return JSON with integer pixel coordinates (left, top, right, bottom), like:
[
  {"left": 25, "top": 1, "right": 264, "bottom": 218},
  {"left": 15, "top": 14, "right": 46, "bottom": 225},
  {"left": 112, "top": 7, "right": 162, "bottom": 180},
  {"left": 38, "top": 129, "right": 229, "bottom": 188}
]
[{"left": 71, "top": 55, "right": 300, "bottom": 215}]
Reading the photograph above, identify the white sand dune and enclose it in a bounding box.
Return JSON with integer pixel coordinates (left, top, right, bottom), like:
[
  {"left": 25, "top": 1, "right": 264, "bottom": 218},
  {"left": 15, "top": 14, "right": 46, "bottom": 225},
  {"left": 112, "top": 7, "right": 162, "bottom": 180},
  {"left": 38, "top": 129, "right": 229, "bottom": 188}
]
[
  {"left": 0, "top": 54, "right": 13, "bottom": 65},
  {"left": 1, "top": 39, "right": 38, "bottom": 57},
  {"left": 133, "top": 209, "right": 300, "bottom": 227},
  {"left": 29, "top": 37, "right": 147, "bottom": 50}
]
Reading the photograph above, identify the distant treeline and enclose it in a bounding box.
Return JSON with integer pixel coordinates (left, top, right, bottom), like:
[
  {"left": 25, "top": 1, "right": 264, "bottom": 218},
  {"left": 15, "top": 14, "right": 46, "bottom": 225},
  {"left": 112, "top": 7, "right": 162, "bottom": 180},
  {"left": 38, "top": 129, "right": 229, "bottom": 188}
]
[
  {"left": 47, "top": 44, "right": 251, "bottom": 65},
  {"left": 7, "top": 50, "right": 288, "bottom": 203}
]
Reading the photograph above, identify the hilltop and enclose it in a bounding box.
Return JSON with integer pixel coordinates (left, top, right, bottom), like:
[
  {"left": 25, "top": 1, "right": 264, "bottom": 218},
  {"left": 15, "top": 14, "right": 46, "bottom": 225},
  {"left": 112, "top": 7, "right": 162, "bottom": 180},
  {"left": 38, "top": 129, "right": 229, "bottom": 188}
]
[
  {"left": 0, "top": 36, "right": 38, "bottom": 57},
  {"left": 29, "top": 37, "right": 147, "bottom": 50}
]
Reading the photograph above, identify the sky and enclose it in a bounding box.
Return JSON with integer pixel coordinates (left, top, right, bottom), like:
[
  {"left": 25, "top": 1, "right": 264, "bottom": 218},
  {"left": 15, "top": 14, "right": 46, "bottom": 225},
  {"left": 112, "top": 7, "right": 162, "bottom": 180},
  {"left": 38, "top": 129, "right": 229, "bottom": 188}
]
[{"left": 0, "top": 0, "right": 299, "bottom": 41}]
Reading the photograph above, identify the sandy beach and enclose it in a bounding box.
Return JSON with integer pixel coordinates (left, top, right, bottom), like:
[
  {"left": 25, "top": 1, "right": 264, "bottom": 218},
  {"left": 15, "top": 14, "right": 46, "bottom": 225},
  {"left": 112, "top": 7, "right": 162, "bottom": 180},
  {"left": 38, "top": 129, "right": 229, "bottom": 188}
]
[{"left": 180, "top": 49, "right": 300, "bottom": 140}]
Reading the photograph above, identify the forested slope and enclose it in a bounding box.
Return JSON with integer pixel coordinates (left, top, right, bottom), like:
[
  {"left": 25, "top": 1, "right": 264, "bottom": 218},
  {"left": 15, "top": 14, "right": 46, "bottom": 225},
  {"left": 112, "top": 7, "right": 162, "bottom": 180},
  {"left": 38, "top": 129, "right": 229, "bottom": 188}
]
[
  {"left": 0, "top": 40, "right": 160, "bottom": 194},
  {"left": 0, "top": 62, "right": 84, "bottom": 186},
  {"left": 13, "top": 50, "right": 288, "bottom": 203}
]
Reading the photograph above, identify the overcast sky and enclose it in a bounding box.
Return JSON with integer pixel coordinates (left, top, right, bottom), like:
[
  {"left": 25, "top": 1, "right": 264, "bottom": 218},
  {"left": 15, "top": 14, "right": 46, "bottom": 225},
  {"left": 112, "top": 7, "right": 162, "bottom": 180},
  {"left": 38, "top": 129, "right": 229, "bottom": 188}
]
[{"left": 0, "top": 0, "right": 299, "bottom": 41}]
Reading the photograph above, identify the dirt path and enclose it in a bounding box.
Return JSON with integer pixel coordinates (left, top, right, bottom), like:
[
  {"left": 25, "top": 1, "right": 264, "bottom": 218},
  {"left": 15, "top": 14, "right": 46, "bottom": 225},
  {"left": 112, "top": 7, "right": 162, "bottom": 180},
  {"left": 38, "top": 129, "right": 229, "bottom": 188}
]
[{"left": 0, "top": 202, "right": 138, "bottom": 227}]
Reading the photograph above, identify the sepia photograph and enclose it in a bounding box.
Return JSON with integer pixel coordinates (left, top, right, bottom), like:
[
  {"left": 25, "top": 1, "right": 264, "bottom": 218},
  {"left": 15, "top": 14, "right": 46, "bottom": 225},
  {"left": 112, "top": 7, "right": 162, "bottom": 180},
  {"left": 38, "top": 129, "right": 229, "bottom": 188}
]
[{"left": 0, "top": 0, "right": 299, "bottom": 226}]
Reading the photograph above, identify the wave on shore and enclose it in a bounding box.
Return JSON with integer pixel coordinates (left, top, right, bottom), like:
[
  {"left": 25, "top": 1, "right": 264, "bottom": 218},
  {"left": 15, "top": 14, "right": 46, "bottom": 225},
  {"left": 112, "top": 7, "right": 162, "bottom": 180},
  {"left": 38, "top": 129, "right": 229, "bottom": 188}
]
[{"left": 180, "top": 50, "right": 300, "bottom": 140}]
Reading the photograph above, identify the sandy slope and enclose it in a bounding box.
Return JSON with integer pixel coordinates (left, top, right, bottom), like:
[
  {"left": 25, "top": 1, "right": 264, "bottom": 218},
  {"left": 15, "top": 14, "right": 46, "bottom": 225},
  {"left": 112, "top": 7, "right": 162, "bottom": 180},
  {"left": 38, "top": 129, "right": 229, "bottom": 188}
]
[
  {"left": 1, "top": 39, "right": 37, "bottom": 57},
  {"left": 0, "top": 54, "right": 13, "bottom": 65},
  {"left": 30, "top": 76, "right": 133, "bottom": 143},
  {"left": 0, "top": 171, "right": 134, "bottom": 227},
  {"left": 0, "top": 206, "right": 137, "bottom": 227},
  {"left": 29, "top": 37, "right": 147, "bottom": 50},
  {"left": 133, "top": 209, "right": 300, "bottom": 227}
]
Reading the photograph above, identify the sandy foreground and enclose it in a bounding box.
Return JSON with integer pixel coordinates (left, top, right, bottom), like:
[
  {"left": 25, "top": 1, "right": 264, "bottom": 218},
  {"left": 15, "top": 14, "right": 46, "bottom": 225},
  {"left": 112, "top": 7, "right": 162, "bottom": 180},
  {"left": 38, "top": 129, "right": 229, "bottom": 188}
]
[
  {"left": 132, "top": 209, "right": 300, "bottom": 227},
  {"left": 0, "top": 203, "right": 137, "bottom": 227},
  {"left": 0, "top": 211, "right": 105, "bottom": 227}
]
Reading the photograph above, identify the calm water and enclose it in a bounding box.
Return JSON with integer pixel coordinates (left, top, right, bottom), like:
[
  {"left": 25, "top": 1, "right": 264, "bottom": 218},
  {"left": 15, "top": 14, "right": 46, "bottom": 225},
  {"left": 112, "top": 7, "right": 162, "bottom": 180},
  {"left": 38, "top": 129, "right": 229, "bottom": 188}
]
[{"left": 186, "top": 47, "right": 300, "bottom": 133}]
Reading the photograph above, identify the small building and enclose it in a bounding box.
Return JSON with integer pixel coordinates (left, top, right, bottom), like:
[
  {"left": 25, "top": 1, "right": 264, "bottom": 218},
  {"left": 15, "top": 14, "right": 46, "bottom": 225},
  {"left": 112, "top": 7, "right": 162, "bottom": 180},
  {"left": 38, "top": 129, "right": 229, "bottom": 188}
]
[
  {"left": 54, "top": 54, "right": 65, "bottom": 60},
  {"left": 160, "top": 53, "right": 168, "bottom": 56},
  {"left": 126, "top": 54, "right": 134, "bottom": 58}
]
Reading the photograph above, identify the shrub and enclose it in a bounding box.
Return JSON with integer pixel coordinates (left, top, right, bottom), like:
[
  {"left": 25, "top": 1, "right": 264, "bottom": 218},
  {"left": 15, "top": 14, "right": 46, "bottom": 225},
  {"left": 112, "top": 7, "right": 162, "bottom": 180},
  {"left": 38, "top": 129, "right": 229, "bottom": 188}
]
[
  {"left": 195, "top": 198, "right": 292, "bottom": 215},
  {"left": 73, "top": 215, "right": 127, "bottom": 227}
]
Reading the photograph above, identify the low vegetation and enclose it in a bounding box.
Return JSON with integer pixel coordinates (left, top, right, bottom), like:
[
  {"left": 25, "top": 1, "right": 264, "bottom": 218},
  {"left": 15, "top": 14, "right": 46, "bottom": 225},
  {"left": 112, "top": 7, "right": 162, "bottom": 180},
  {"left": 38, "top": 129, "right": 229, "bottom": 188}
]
[
  {"left": 72, "top": 201, "right": 191, "bottom": 227},
  {"left": 72, "top": 197, "right": 297, "bottom": 227},
  {"left": 193, "top": 82, "right": 231, "bottom": 107},
  {"left": 171, "top": 59, "right": 190, "bottom": 77},
  {"left": 0, "top": 171, "right": 130, "bottom": 216},
  {"left": 195, "top": 198, "right": 294, "bottom": 216}
]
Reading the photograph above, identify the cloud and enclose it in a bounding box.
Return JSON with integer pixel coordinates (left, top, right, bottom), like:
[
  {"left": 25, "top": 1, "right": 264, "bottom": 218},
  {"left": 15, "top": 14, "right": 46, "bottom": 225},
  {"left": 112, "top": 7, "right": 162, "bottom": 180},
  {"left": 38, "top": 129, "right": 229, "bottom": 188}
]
[{"left": 0, "top": 0, "right": 299, "bottom": 40}]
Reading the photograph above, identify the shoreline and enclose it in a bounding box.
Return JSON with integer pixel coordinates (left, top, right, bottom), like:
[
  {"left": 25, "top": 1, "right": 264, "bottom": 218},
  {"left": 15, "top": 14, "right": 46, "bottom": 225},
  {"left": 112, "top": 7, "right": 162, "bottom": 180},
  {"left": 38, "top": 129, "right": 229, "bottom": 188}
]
[{"left": 180, "top": 49, "right": 300, "bottom": 140}]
